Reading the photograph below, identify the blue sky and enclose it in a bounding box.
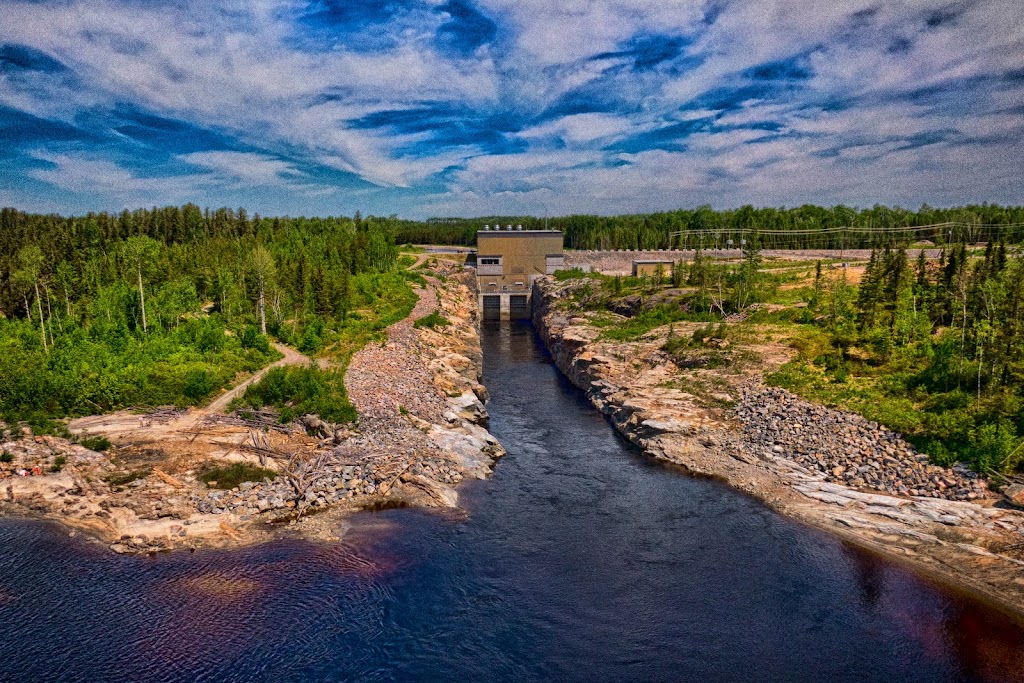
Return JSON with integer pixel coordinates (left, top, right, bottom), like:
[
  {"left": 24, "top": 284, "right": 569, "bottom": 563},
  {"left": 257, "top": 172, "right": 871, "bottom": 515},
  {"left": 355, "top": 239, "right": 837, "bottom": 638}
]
[{"left": 1, "top": 0, "right": 1022, "bottom": 218}]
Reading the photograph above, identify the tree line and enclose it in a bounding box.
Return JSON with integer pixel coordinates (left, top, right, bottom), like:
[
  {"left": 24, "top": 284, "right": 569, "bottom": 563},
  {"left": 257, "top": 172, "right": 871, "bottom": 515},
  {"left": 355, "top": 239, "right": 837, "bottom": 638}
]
[
  {"left": 795, "top": 241, "right": 1024, "bottom": 473},
  {"left": 0, "top": 205, "right": 401, "bottom": 428},
  {"left": 391, "top": 204, "right": 1024, "bottom": 250}
]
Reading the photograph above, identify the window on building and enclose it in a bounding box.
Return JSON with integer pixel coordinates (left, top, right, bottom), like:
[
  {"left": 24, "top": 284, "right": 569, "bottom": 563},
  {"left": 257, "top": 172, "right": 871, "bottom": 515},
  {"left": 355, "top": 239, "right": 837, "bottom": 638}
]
[{"left": 480, "top": 258, "right": 500, "bottom": 265}]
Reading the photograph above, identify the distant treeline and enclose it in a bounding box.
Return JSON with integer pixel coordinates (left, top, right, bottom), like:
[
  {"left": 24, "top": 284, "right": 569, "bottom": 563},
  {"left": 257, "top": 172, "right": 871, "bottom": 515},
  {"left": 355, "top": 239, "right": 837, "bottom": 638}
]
[
  {"left": 0, "top": 206, "right": 399, "bottom": 321},
  {"left": 394, "top": 205, "right": 1024, "bottom": 250}
]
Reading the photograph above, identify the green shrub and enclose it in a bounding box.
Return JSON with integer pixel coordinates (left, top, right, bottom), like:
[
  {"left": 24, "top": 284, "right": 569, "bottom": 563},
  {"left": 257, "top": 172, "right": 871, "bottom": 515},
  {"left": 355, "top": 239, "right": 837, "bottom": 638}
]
[
  {"left": 0, "top": 452, "right": 12, "bottom": 463},
  {"left": 80, "top": 435, "right": 111, "bottom": 452},
  {"left": 50, "top": 455, "right": 66, "bottom": 473},
  {"left": 183, "top": 369, "right": 215, "bottom": 402},
  {"left": 414, "top": 311, "right": 450, "bottom": 330},
  {"left": 235, "top": 364, "right": 357, "bottom": 424},
  {"left": 198, "top": 462, "right": 278, "bottom": 489},
  {"left": 298, "top": 319, "right": 324, "bottom": 354},
  {"left": 241, "top": 326, "right": 271, "bottom": 353}
]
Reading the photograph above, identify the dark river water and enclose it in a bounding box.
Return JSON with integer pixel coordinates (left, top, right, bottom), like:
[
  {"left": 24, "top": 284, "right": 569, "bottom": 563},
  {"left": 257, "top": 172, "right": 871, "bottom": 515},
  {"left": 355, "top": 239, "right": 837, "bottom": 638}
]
[{"left": 2, "top": 322, "right": 1024, "bottom": 682}]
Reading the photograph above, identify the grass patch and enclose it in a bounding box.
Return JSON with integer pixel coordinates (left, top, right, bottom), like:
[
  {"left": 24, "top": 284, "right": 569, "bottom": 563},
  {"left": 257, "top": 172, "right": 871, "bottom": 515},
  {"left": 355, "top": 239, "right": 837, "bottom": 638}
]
[
  {"left": 104, "top": 469, "right": 151, "bottom": 487},
  {"left": 414, "top": 311, "right": 450, "bottom": 330},
  {"left": 198, "top": 462, "right": 278, "bottom": 490},
  {"left": 401, "top": 270, "right": 428, "bottom": 287},
  {"left": 553, "top": 267, "right": 592, "bottom": 281},
  {"left": 662, "top": 375, "right": 736, "bottom": 408},
  {"left": 80, "top": 435, "right": 112, "bottom": 452},
  {"left": 598, "top": 306, "right": 719, "bottom": 341}
]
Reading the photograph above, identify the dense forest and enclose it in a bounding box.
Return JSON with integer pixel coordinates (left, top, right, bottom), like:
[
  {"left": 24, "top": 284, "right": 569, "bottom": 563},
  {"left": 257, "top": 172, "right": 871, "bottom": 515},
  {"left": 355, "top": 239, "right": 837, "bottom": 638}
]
[
  {"left": 0, "top": 205, "right": 407, "bottom": 430},
  {"left": 776, "top": 241, "right": 1024, "bottom": 476},
  {"left": 395, "top": 204, "right": 1024, "bottom": 250}
]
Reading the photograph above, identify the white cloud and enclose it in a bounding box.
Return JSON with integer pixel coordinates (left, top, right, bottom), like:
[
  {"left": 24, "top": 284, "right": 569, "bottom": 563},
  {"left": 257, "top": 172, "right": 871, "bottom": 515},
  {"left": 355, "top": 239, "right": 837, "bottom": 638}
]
[
  {"left": 180, "top": 151, "right": 304, "bottom": 186},
  {"left": 1, "top": 0, "right": 1023, "bottom": 216},
  {"left": 516, "top": 113, "right": 641, "bottom": 145},
  {"left": 28, "top": 152, "right": 197, "bottom": 198}
]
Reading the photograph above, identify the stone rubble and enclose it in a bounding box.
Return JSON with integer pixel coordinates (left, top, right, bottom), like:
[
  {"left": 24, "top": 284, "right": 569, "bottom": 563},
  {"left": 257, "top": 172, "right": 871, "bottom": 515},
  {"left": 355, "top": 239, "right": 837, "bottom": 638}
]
[{"left": 735, "top": 385, "right": 988, "bottom": 502}]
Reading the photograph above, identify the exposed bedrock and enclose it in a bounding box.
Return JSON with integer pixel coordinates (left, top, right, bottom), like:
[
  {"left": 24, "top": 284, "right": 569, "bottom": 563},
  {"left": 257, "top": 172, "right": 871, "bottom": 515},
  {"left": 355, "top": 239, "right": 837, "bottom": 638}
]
[{"left": 532, "top": 277, "right": 1024, "bottom": 618}]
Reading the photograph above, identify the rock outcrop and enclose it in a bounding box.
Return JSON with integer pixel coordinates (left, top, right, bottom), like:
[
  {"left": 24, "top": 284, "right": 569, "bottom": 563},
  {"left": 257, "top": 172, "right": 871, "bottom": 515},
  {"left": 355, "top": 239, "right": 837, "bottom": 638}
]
[
  {"left": 532, "top": 277, "right": 1024, "bottom": 618},
  {"left": 0, "top": 262, "right": 503, "bottom": 552}
]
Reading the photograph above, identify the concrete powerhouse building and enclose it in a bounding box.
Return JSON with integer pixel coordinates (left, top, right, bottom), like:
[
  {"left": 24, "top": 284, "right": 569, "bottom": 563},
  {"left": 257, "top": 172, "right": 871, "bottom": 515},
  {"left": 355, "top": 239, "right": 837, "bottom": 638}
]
[{"left": 476, "top": 225, "right": 564, "bottom": 320}]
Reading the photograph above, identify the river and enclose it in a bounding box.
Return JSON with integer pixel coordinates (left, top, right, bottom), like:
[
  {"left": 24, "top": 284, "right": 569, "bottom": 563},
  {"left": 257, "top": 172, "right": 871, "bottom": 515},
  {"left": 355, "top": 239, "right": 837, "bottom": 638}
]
[{"left": 1, "top": 322, "right": 1023, "bottom": 682}]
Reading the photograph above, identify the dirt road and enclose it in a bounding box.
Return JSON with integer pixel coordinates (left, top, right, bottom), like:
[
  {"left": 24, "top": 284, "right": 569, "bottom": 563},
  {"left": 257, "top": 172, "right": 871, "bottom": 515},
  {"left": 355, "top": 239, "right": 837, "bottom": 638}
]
[
  {"left": 70, "top": 342, "right": 312, "bottom": 440},
  {"left": 195, "top": 343, "right": 309, "bottom": 420}
]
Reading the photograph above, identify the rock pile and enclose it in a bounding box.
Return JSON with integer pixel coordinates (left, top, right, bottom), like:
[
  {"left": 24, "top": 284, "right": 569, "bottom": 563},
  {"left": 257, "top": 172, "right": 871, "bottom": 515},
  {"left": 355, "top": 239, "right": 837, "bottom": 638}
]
[
  {"left": 192, "top": 455, "right": 467, "bottom": 517},
  {"left": 736, "top": 386, "right": 987, "bottom": 501}
]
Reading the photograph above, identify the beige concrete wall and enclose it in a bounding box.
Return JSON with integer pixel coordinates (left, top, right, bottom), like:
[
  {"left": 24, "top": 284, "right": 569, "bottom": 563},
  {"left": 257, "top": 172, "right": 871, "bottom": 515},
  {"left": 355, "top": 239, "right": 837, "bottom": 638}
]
[
  {"left": 477, "top": 231, "right": 563, "bottom": 294},
  {"left": 632, "top": 261, "right": 675, "bottom": 277},
  {"left": 478, "top": 292, "right": 532, "bottom": 321}
]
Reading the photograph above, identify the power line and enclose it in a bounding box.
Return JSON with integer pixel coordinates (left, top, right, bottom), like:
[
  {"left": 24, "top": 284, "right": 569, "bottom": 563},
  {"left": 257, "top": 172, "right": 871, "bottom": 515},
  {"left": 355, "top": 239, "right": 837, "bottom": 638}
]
[{"left": 668, "top": 221, "right": 1024, "bottom": 238}]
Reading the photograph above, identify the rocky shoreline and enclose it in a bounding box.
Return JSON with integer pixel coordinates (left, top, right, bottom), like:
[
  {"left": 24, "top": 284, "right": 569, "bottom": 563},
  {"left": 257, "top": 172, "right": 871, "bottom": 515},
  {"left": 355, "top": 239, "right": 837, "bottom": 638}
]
[
  {"left": 737, "top": 385, "right": 988, "bottom": 502},
  {"left": 0, "top": 262, "right": 504, "bottom": 553},
  {"left": 532, "top": 277, "right": 1024, "bottom": 619}
]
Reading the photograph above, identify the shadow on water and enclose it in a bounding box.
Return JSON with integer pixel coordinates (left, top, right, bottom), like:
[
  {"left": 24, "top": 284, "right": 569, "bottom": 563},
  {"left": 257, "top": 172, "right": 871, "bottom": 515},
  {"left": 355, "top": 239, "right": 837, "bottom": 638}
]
[{"left": 1, "top": 320, "right": 1024, "bottom": 682}]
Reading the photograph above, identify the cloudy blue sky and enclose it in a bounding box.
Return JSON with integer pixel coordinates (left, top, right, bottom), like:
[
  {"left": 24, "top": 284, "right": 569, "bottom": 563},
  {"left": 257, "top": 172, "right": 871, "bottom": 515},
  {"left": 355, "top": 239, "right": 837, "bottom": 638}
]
[{"left": 1, "top": 0, "right": 1022, "bottom": 218}]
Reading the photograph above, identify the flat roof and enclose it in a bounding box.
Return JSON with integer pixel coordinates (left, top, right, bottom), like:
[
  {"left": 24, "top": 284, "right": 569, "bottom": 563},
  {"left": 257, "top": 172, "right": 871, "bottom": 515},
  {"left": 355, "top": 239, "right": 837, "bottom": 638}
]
[{"left": 477, "top": 230, "right": 562, "bottom": 236}]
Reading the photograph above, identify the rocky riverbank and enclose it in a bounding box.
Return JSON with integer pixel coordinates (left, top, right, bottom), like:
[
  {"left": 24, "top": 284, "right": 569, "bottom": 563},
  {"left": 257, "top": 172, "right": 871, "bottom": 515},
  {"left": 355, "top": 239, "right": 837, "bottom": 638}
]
[
  {"left": 736, "top": 386, "right": 988, "bottom": 502},
  {"left": 532, "top": 277, "right": 1024, "bottom": 619},
  {"left": 0, "top": 261, "right": 503, "bottom": 553}
]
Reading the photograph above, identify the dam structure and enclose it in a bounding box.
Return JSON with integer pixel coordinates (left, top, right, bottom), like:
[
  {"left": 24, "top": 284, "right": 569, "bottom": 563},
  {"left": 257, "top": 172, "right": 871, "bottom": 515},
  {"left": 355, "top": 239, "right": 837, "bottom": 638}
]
[{"left": 475, "top": 225, "right": 564, "bottom": 320}]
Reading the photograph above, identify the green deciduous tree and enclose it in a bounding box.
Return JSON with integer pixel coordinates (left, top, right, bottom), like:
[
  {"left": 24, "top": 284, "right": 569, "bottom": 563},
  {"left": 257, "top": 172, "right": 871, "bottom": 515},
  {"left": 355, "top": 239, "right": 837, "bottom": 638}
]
[
  {"left": 118, "top": 236, "right": 160, "bottom": 334},
  {"left": 249, "top": 245, "right": 276, "bottom": 335}
]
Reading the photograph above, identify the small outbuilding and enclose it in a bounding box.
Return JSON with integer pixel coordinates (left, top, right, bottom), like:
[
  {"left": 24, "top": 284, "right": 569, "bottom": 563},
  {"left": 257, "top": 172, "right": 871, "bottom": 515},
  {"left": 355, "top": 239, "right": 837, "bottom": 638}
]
[{"left": 632, "top": 260, "right": 675, "bottom": 277}]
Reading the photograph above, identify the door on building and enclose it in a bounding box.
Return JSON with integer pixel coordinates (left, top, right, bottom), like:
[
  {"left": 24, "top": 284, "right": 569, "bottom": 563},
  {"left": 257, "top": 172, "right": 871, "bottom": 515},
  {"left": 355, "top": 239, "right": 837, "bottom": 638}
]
[
  {"left": 509, "top": 294, "right": 529, "bottom": 320},
  {"left": 482, "top": 295, "right": 501, "bottom": 321}
]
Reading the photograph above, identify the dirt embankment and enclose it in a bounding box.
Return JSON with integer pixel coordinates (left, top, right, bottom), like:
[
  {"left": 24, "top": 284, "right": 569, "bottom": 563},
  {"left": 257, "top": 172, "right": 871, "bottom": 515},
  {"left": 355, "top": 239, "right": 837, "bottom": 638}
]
[
  {"left": 1, "top": 262, "right": 503, "bottom": 553},
  {"left": 532, "top": 277, "right": 1024, "bottom": 620}
]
